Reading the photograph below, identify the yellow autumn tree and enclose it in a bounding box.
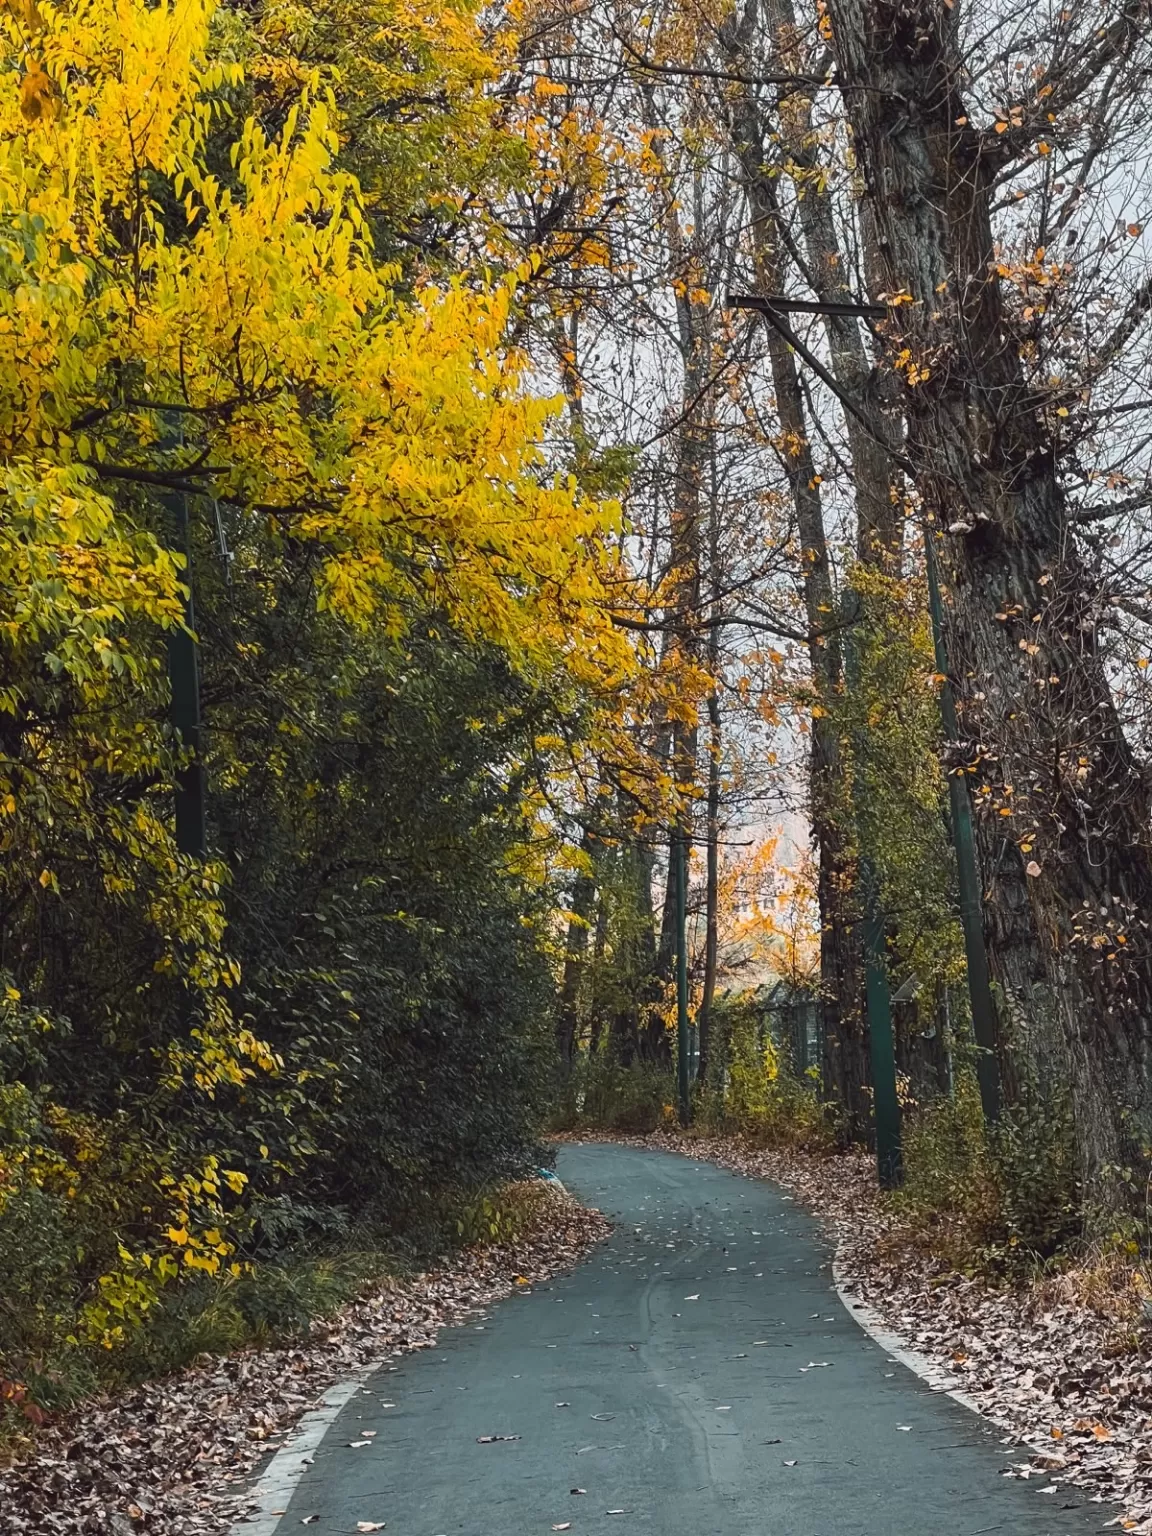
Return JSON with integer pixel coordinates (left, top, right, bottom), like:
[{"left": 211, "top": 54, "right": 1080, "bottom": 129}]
[{"left": 0, "top": 0, "right": 637, "bottom": 1346}]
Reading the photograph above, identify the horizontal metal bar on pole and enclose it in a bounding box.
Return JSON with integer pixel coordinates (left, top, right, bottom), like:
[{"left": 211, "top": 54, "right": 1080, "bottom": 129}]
[{"left": 726, "top": 291, "right": 887, "bottom": 320}]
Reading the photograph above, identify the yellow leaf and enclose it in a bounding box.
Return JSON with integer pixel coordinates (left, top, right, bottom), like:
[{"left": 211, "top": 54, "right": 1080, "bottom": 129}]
[{"left": 19, "top": 61, "right": 57, "bottom": 124}]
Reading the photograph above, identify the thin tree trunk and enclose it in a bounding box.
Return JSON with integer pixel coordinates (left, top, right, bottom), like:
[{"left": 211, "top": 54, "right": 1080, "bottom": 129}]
[
  {"left": 587, "top": 890, "right": 610, "bottom": 1057},
  {"left": 698, "top": 679, "right": 722, "bottom": 1086},
  {"left": 730, "top": 93, "right": 871, "bottom": 1143},
  {"left": 556, "top": 828, "right": 596, "bottom": 1068},
  {"left": 759, "top": 0, "right": 903, "bottom": 570}
]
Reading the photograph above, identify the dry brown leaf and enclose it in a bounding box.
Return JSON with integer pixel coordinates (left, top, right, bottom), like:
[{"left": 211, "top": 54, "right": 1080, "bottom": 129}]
[{"left": 0, "top": 1185, "right": 609, "bottom": 1536}]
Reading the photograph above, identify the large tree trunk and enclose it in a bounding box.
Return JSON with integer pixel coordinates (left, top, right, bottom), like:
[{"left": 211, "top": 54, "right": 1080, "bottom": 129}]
[
  {"left": 825, "top": 0, "right": 1152, "bottom": 1189},
  {"left": 730, "top": 99, "right": 871, "bottom": 1143}
]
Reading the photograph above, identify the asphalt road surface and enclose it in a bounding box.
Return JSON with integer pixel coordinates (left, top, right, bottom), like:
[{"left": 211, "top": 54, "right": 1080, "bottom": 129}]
[{"left": 272, "top": 1142, "right": 1111, "bottom": 1536}]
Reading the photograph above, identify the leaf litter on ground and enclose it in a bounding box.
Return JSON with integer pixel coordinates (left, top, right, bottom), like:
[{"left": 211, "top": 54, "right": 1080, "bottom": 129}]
[{"left": 0, "top": 1185, "right": 609, "bottom": 1534}]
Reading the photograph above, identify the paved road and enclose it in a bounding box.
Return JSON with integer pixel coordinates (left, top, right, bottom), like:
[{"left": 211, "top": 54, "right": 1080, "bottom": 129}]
[{"left": 272, "top": 1143, "right": 1110, "bottom": 1536}]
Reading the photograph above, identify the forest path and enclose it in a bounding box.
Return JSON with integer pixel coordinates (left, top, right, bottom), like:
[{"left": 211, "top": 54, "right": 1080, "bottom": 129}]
[{"left": 267, "top": 1142, "right": 1109, "bottom": 1536}]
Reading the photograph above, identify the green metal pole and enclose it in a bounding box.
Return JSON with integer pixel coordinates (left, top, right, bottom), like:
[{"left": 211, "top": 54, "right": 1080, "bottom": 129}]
[
  {"left": 157, "top": 418, "right": 206, "bottom": 859},
  {"left": 924, "top": 540, "right": 1001, "bottom": 1123},
  {"left": 861, "top": 851, "right": 902, "bottom": 1186},
  {"left": 675, "top": 826, "right": 691, "bottom": 1127},
  {"left": 845, "top": 600, "right": 902, "bottom": 1187}
]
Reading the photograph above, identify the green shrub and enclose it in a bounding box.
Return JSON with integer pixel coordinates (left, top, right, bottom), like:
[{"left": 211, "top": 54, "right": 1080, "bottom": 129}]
[
  {"left": 895, "top": 1076, "right": 1081, "bottom": 1272},
  {"left": 577, "top": 1059, "right": 671, "bottom": 1134},
  {"left": 696, "top": 994, "right": 832, "bottom": 1150}
]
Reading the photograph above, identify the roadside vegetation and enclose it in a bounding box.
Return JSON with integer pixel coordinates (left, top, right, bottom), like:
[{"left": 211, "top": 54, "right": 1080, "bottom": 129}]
[{"left": 6, "top": 0, "right": 1152, "bottom": 1493}]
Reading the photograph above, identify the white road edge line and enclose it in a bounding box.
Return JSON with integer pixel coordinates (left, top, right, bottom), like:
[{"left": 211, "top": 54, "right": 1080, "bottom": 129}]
[
  {"left": 227, "top": 1369, "right": 379, "bottom": 1535},
  {"left": 833, "top": 1251, "right": 1069, "bottom": 1474},
  {"left": 831, "top": 1252, "right": 984, "bottom": 1416},
  {"left": 226, "top": 1178, "right": 577, "bottom": 1533}
]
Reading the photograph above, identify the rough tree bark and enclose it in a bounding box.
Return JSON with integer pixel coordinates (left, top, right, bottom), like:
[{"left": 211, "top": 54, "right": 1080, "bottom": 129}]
[
  {"left": 730, "top": 91, "right": 872, "bottom": 1142},
  {"left": 825, "top": 0, "right": 1152, "bottom": 1189}
]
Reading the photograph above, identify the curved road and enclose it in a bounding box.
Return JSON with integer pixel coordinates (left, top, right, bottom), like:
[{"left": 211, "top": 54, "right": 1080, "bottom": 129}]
[{"left": 269, "top": 1143, "right": 1108, "bottom": 1536}]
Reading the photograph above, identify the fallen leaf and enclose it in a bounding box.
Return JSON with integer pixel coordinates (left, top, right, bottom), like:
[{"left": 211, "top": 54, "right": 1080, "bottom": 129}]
[{"left": 0, "top": 1187, "right": 612, "bottom": 1536}]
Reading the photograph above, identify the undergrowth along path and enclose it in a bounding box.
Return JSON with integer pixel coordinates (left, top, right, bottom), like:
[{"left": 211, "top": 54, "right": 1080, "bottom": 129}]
[{"left": 0, "top": 1188, "right": 608, "bottom": 1536}]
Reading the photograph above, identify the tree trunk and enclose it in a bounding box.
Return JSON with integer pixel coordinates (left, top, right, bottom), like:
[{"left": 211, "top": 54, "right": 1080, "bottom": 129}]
[
  {"left": 730, "top": 93, "right": 871, "bottom": 1143},
  {"left": 760, "top": 0, "right": 903, "bottom": 570},
  {"left": 556, "top": 828, "right": 596, "bottom": 1067},
  {"left": 826, "top": 0, "right": 1152, "bottom": 1191},
  {"left": 587, "top": 889, "right": 610, "bottom": 1057},
  {"left": 698, "top": 683, "right": 722, "bottom": 1086}
]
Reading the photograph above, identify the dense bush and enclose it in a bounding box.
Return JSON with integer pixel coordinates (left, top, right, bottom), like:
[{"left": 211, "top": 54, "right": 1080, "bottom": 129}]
[
  {"left": 576, "top": 1059, "right": 673, "bottom": 1134},
  {"left": 0, "top": 617, "right": 562, "bottom": 1403},
  {"left": 895, "top": 1081, "right": 1081, "bottom": 1271},
  {"left": 694, "top": 994, "right": 832, "bottom": 1150}
]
